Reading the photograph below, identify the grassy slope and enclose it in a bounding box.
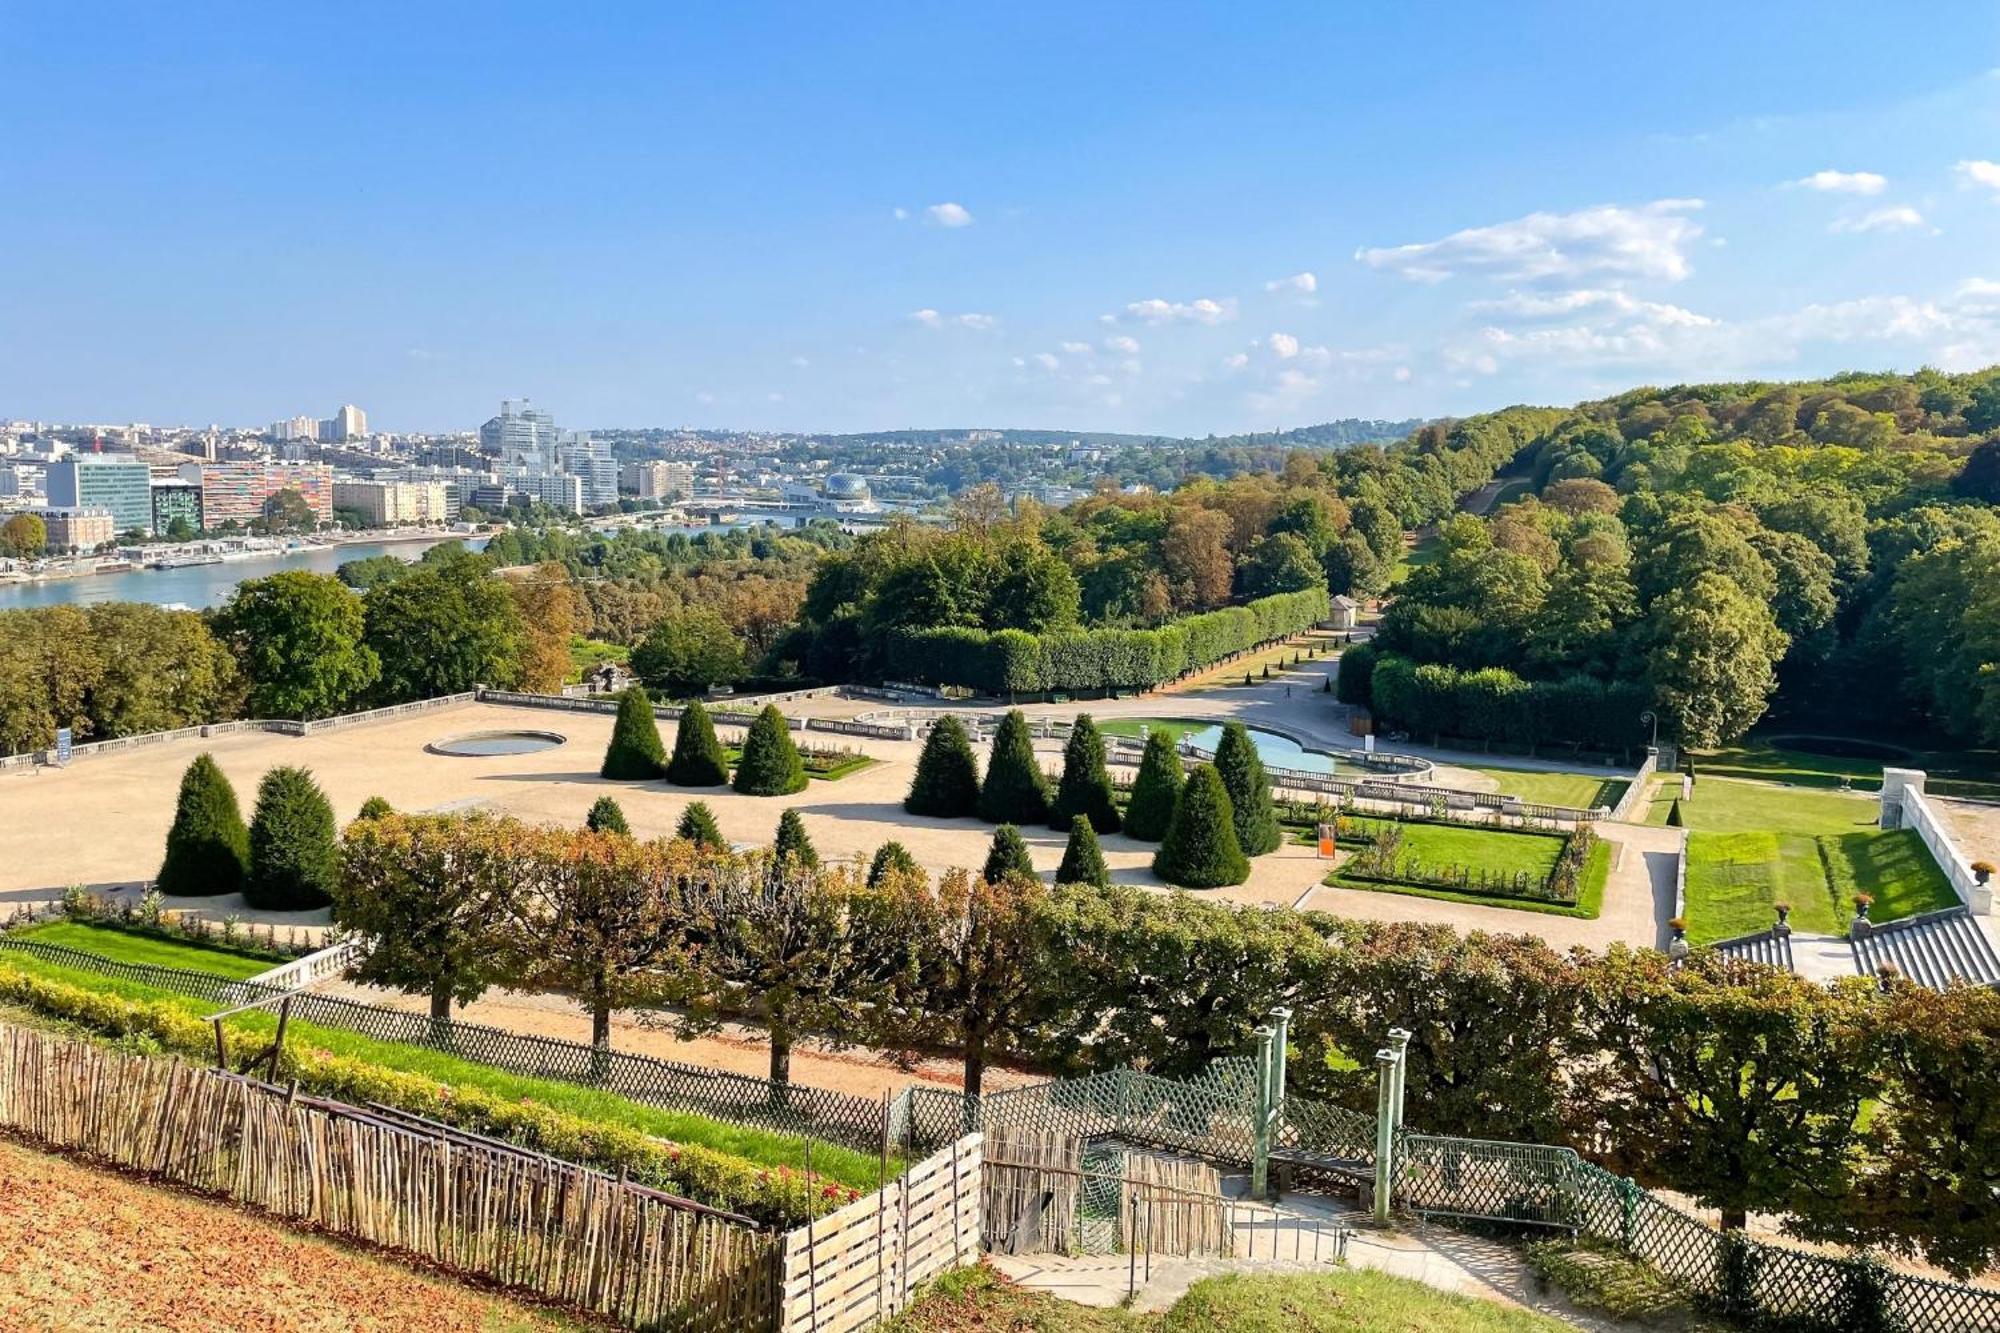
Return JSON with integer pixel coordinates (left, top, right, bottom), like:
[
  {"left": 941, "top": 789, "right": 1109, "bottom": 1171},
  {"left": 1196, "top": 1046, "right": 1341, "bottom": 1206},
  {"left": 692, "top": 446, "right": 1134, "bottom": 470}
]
[
  {"left": 1695, "top": 739, "right": 2000, "bottom": 800},
  {"left": 891, "top": 1264, "right": 1570, "bottom": 1332},
  {"left": 0, "top": 945, "right": 888, "bottom": 1191},
  {"left": 1653, "top": 777, "right": 1957, "bottom": 942},
  {"left": 17, "top": 920, "right": 280, "bottom": 979}
]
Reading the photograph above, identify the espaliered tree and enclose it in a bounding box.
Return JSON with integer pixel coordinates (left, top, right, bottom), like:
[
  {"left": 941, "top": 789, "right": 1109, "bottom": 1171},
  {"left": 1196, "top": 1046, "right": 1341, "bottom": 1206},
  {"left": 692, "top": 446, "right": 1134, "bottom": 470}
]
[
  {"left": 665, "top": 698, "right": 730, "bottom": 787},
  {"left": 675, "top": 801, "right": 725, "bottom": 849},
  {"left": 773, "top": 808, "right": 819, "bottom": 869},
  {"left": 1055, "top": 815, "right": 1109, "bottom": 889},
  {"left": 733, "top": 705, "right": 807, "bottom": 795},
  {"left": 867, "top": 840, "right": 920, "bottom": 887},
  {"left": 904, "top": 716, "right": 982, "bottom": 818},
  {"left": 586, "top": 796, "right": 630, "bottom": 836},
  {"left": 157, "top": 753, "right": 250, "bottom": 898},
  {"left": 978, "top": 710, "right": 1048, "bottom": 824},
  {"left": 982, "top": 824, "right": 1036, "bottom": 884},
  {"left": 335, "top": 812, "right": 525, "bottom": 1020},
  {"left": 245, "top": 766, "right": 340, "bottom": 910},
  {"left": 1153, "top": 764, "right": 1249, "bottom": 888},
  {"left": 1122, "top": 729, "right": 1183, "bottom": 842},
  {"left": 1049, "top": 714, "right": 1120, "bottom": 834},
  {"left": 1214, "top": 722, "right": 1281, "bottom": 856},
  {"left": 601, "top": 685, "right": 666, "bottom": 780}
]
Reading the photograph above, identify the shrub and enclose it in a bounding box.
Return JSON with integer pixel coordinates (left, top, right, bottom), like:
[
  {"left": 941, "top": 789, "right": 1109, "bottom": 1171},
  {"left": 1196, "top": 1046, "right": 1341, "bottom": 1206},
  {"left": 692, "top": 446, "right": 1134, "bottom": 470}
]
[
  {"left": 982, "top": 824, "right": 1036, "bottom": 884},
  {"left": 585, "top": 796, "right": 630, "bottom": 835},
  {"left": 978, "top": 710, "right": 1049, "bottom": 825},
  {"left": 733, "top": 705, "right": 806, "bottom": 795},
  {"left": 600, "top": 686, "right": 665, "bottom": 780},
  {"left": 1056, "top": 815, "right": 1109, "bottom": 890},
  {"left": 1048, "top": 714, "right": 1121, "bottom": 834},
  {"left": 355, "top": 795, "right": 394, "bottom": 821},
  {"left": 157, "top": 753, "right": 250, "bottom": 898},
  {"left": 904, "top": 716, "right": 982, "bottom": 818},
  {"left": 867, "top": 841, "right": 919, "bottom": 887},
  {"left": 1123, "top": 729, "right": 1183, "bottom": 842},
  {"left": 664, "top": 698, "right": 730, "bottom": 787},
  {"left": 245, "top": 766, "right": 339, "bottom": 910},
  {"left": 1666, "top": 799, "right": 1683, "bottom": 827},
  {"left": 1153, "top": 765, "right": 1249, "bottom": 888},
  {"left": 774, "top": 808, "right": 819, "bottom": 869},
  {"left": 1336, "top": 641, "right": 1375, "bottom": 705},
  {"left": 675, "top": 801, "right": 724, "bottom": 849},
  {"left": 1214, "top": 723, "right": 1281, "bottom": 857}
]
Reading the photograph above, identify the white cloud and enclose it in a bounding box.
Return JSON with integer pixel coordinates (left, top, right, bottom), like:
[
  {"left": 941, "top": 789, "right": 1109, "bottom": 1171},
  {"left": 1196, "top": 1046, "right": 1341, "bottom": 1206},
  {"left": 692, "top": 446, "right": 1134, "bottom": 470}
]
[
  {"left": 1469, "top": 288, "right": 1716, "bottom": 327},
  {"left": 1956, "top": 160, "right": 2000, "bottom": 192},
  {"left": 1268, "top": 332, "right": 1300, "bottom": 360},
  {"left": 789, "top": 356, "right": 812, "bottom": 368},
  {"left": 1220, "top": 352, "right": 1249, "bottom": 370},
  {"left": 892, "top": 207, "right": 909, "bottom": 221},
  {"left": 1121, "top": 296, "right": 1237, "bottom": 325},
  {"left": 1794, "top": 169, "right": 1887, "bottom": 195},
  {"left": 911, "top": 309, "right": 996, "bottom": 330},
  {"left": 925, "top": 202, "right": 974, "bottom": 227},
  {"left": 1031, "top": 352, "right": 1061, "bottom": 371},
  {"left": 1103, "top": 335, "right": 1140, "bottom": 354},
  {"left": 767, "top": 392, "right": 785, "bottom": 403},
  {"left": 1356, "top": 199, "right": 1706, "bottom": 285},
  {"left": 1264, "top": 271, "right": 1318, "bottom": 297},
  {"left": 1059, "top": 341, "right": 1092, "bottom": 355},
  {"left": 1829, "top": 206, "right": 1928, "bottom": 234}
]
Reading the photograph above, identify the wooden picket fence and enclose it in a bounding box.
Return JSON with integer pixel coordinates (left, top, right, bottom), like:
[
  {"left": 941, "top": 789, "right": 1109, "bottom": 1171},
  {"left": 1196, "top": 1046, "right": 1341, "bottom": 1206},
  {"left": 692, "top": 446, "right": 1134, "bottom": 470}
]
[
  {"left": 0, "top": 1024, "right": 781, "bottom": 1331},
  {"left": 779, "top": 1133, "right": 983, "bottom": 1333}
]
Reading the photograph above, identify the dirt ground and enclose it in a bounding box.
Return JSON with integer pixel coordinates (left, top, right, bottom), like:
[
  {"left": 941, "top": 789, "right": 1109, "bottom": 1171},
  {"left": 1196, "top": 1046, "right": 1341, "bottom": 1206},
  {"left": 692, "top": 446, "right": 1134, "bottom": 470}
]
[{"left": 0, "top": 1137, "right": 593, "bottom": 1332}]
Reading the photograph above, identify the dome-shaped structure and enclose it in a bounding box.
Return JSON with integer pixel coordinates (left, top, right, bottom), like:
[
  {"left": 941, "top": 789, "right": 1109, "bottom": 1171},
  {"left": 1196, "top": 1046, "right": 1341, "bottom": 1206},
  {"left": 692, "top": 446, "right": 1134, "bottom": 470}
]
[{"left": 824, "top": 472, "right": 871, "bottom": 499}]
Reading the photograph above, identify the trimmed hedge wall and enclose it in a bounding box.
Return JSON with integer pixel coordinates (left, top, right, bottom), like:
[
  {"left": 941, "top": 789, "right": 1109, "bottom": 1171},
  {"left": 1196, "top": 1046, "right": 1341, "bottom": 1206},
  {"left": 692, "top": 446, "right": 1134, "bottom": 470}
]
[
  {"left": 1362, "top": 651, "right": 1649, "bottom": 753},
  {"left": 884, "top": 588, "right": 1330, "bottom": 694}
]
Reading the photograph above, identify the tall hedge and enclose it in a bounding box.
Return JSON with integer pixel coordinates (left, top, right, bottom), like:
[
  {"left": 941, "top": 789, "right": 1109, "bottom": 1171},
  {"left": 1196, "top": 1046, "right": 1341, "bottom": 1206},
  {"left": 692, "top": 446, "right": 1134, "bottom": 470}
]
[
  {"left": 1153, "top": 764, "right": 1249, "bottom": 888},
  {"left": 245, "top": 766, "right": 339, "bottom": 910},
  {"left": 1049, "top": 714, "right": 1120, "bottom": 834},
  {"left": 774, "top": 808, "right": 818, "bottom": 868},
  {"left": 978, "top": 710, "right": 1049, "bottom": 825},
  {"left": 982, "top": 824, "right": 1037, "bottom": 884},
  {"left": 1122, "top": 729, "right": 1184, "bottom": 842},
  {"left": 1056, "top": 815, "right": 1110, "bottom": 889},
  {"left": 585, "top": 796, "right": 630, "bottom": 835},
  {"left": 733, "top": 705, "right": 807, "bottom": 795},
  {"left": 1214, "top": 722, "right": 1281, "bottom": 856},
  {"left": 905, "top": 716, "right": 982, "bottom": 818},
  {"left": 1361, "top": 651, "right": 1648, "bottom": 753},
  {"left": 675, "top": 801, "right": 724, "bottom": 848},
  {"left": 157, "top": 753, "right": 251, "bottom": 898},
  {"left": 1335, "top": 641, "right": 1376, "bottom": 706},
  {"left": 665, "top": 698, "right": 730, "bottom": 787},
  {"left": 601, "top": 686, "right": 665, "bottom": 780}
]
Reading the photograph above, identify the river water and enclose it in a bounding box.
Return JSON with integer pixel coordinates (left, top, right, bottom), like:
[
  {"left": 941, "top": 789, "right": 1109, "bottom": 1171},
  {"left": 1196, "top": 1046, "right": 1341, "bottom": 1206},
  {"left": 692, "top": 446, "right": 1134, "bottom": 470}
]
[{"left": 0, "top": 536, "right": 491, "bottom": 611}]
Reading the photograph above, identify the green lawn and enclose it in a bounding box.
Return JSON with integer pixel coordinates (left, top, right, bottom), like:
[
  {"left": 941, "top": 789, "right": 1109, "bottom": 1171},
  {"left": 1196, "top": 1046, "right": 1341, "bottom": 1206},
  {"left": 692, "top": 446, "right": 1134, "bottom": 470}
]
[
  {"left": 1325, "top": 823, "right": 1606, "bottom": 919},
  {"left": 891, "top": 1264, "right": 1570, "bottom": 1331},
  {"left": 1349, "top": 818, "right": 1566, "bottom": 879},
  {"left": 1691, "top": 737, "right": 2000, "bottom": 801},
  {"left": 16, "top": 921, "right": 280, "bottom": 980},
  {"left": 1098, "top": 717, "right": 1209, "bottom": 744},
  {"left": 1651, "top": 776, "right": 1959, "bottom": 943},
  {"left": 1469, "top": 766, "right": 1629, "bottom": 811},
  {"left": 1387, "top": 533, "right": 1441, "bottom": 588},
  {"left": 0, "top": 944, "right": 890, "bottom": 1191}
]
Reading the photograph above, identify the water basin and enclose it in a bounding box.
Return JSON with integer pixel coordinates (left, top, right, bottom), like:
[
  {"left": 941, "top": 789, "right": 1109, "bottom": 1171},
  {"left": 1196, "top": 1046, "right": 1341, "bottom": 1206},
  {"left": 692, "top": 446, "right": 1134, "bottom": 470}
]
[{"left": 428, "top": 730, "right": 568, "bottom": 757}]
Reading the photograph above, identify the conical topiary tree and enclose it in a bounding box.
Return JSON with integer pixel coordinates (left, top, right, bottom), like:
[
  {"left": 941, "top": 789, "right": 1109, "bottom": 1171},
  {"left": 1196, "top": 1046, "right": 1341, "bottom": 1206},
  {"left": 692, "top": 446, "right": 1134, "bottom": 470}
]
[
  {"left": 1049, "top": 714, "right": 1121, "bottom": 834},
  {"left": 676, "top": 801, "right": 724, "bottom": 849},
  {"left": 665, "top": 698, "right": 730, "bottom": 787},
  {"left": 1667, "top": 799, "right": 1684, "bottom": 827},
  {"left": 773, "top": 808, "right": 819, "bottom": 868},
  {"left": 1122, "top": 729, "right": 1183, "bottom": 843},
  {"left": 978, "top": 710, "right": 1049, "bottom": 825},
  {"left": 1056, "top": 815, "right": 1109, "bottom": 889},
  {"left": 982, "top": 824, "right": 1036, "bottom": 884},
  {"left": 355, "top": 795, "right": 394, "bottom": 821},
  {"left": 586, "top": 795, "right": 630, "bottom": 835},
  {"left": 905, "top": 716, "right": 982, "bottom": 818},
  {"left": 1153, "top": 764, "right": 1249, "bottom": 888},
  {"left": 733, "top": 705, "right": 807, "bottom": 795},
  {"left": 245, "top": 766, "right": 339, "bottom": 910},
  {"left": 1214, "top": 722, "right": 1281, "bottom": 856},
  {"left": 601, "top": 685, "right": 665, "bottom": 780},
  {"left": 157, "top": 753, "right": 250, "bottom": 898},
  {"left": 867, "top": 840, "right": 920, "bottom": 887}
]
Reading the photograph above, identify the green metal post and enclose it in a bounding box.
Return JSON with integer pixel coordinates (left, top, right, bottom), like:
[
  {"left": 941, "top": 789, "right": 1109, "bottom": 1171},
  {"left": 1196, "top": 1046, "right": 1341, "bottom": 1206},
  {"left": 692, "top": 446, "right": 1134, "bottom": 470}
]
[
  {"left": 1386, "top": 1027, "right": 1410, "bottom": 1136},
  {"left": 1250, "top": 1024, "right": 1274, "bottom": 1198},
  {"left": 1621, "top": 1175, "right": 1639, "bottom": 1252},
  {"left": 1372, "top": 1047, "right": 1396, "bottom": 1224}
]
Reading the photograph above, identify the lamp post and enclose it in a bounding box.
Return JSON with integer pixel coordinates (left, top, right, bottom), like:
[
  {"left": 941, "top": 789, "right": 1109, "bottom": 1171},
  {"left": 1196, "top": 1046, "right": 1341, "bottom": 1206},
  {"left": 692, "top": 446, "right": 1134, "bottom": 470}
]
[{"left": 1640, "top": 710, "right": 1658, "bottom": 752}]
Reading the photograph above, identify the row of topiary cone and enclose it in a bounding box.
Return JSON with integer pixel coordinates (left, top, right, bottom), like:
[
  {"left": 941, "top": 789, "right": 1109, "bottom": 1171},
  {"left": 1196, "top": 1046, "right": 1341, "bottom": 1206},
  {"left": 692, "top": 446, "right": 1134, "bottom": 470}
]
[
  {"left": 157, "top": 754, "right": 360, "bottom": 910},
  {"left": 599, "top": 687, "right": 806, "bottom": 796},
  {"left": 902, "top": 711, "right": 1279, "bottom": 888}
]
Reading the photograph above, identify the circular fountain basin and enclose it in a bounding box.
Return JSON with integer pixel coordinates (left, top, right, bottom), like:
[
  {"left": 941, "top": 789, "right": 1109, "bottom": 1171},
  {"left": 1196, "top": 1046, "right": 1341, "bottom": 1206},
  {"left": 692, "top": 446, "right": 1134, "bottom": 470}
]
[{"left": 427, "top": 729, "right": 568, "bottom": 757}]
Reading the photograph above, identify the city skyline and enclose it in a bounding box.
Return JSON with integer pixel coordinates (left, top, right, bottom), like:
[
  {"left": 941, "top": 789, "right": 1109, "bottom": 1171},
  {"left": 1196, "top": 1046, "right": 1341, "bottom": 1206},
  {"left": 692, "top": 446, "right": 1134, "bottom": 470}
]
[{"left": 4, "top": 4, "right": 1999, "bottom": 435}]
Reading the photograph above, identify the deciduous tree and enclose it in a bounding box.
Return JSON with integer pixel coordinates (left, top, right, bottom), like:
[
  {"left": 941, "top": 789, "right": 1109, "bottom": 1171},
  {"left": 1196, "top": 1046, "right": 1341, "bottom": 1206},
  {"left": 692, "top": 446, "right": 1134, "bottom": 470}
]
[{"left": 216, "top": 571, "right": 378, "bottom": 720}]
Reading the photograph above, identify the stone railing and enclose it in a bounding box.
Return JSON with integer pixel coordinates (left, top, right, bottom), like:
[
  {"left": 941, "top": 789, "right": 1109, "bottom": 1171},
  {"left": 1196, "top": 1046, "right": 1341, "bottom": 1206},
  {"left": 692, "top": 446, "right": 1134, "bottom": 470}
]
[{"left": 1882, "top": 768, "right": 1991, "bottom": 914}]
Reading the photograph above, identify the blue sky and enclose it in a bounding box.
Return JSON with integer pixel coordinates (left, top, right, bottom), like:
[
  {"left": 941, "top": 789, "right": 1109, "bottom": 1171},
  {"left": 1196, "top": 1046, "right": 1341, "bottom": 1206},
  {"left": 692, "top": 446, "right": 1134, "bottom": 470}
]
[{"left": 4, "top": 3, "right": 2000, "bottom": 435}]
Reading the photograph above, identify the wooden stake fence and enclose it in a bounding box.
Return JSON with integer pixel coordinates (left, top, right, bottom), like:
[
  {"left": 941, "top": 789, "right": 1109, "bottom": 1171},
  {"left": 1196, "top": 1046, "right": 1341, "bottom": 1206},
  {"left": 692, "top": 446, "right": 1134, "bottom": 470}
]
[{"left": 0, "top": 1024, "right": 781, "bottom": 1331}]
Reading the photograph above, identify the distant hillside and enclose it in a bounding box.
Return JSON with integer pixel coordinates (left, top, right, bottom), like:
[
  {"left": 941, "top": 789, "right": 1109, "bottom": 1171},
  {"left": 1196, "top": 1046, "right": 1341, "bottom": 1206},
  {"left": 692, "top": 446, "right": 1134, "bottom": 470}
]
[{"left": 813, "top": 418, "right": 1427, "bottom": 450}]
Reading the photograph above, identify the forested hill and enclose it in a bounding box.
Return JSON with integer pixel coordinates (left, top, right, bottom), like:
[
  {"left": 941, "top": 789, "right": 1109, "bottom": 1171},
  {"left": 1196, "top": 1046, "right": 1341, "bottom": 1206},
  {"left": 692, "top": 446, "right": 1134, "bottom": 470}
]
[
  {"left": 1348, "top": 365, "right": 2000, "bottom": 753},
  {"left": 812, "top": 418, "right": 1427, "bottom": 450}
]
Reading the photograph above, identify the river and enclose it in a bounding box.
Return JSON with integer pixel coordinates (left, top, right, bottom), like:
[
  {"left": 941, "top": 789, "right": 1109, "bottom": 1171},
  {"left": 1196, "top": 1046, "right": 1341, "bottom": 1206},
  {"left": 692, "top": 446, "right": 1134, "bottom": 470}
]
[{"left": 0, "top": 536, "right": 492, "bottom": 611}]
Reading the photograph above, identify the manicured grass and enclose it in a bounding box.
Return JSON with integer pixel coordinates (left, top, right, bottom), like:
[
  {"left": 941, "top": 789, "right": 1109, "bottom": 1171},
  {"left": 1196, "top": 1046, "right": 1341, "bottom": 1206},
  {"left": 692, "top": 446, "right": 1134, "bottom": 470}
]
[
  {"left": 15, "top": 920, "right": 280, "bottom": 980},
  {"left": 1174, "top": 632, "right": 1345, "bottom": 693},
  {"left": 890, "top": 1263, "right": 1571, "bottom": 1331},
  {"left": 1468, "top": 766, "right": 1629, "bottom": 812},
  {"left": 0, "top": 945, "right": 891, "bottom": 1192},
  {"left": 1326, "top": 832, "right": 1607, "bottom": 920},
  {"left": 1387, "top": 532, "right": 1441, "bottom": 588},
  {"left": 1350, "top": 819, "right": 1566, "bottom": 880},
  {"left": 1692, "top": 737, "right": 2000, "bottom": 800},
  {"left": 1656, "top": 776, "right": 1958, "bottom": 943}
]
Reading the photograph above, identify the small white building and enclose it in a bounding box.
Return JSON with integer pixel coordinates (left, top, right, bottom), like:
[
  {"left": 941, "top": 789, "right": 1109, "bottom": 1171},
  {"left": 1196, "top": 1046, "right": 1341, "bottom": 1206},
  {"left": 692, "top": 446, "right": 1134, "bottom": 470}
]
[{"left": 1327, "top": 595, "right": 1361, "bottom": 630}]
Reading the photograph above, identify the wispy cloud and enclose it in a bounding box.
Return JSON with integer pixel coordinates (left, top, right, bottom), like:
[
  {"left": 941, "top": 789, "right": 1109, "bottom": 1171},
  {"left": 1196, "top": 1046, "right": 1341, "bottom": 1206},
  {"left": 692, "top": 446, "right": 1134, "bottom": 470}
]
[
  {"left": 1356, "top": 199, "right": 1706, "bottom": 285},
  {"left": 1264, "top": 271, "right": 1318, "bottom": 298},
  {"left": 910, "top": 309, "right": 996, "bottom": 330},
  {"left": 1118, "top": 296, "right": 1237, "bottom": 325},
  {"left": 1829, "top": 206, "right": 1928, "bottom": 234},
  {"left": 1793, "top": 169, "right": 1887, "bottom": 195},
  {"left": 924, "top": 202, "right": 974, "bottom": 227}
]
